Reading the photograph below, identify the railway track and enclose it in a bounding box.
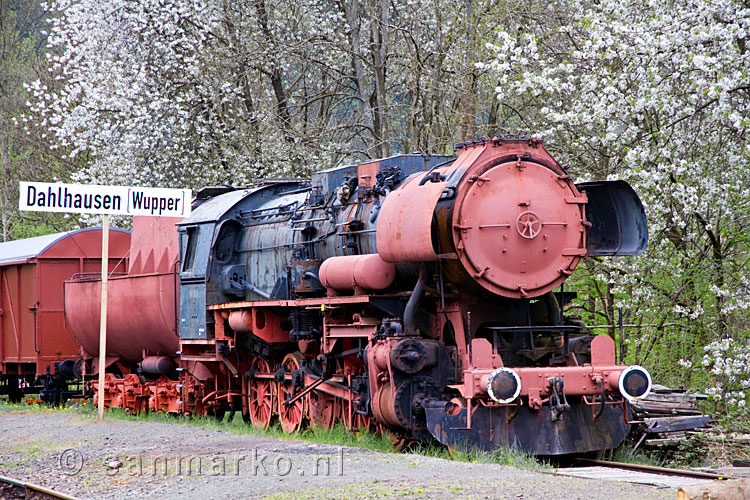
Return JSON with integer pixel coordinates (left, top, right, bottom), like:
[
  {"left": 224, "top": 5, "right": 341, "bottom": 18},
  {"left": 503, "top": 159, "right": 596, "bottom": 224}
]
[
  {"left": 555, "top": 459, "right": 726, "bottom": 489},
  {"left": 0, "top": 475, "right": 79, "bottom": 500}
]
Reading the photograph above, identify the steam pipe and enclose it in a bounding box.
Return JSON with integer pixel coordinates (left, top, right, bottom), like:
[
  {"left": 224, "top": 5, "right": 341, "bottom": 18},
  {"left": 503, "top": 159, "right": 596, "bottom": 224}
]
[{"left": 404, "top": 278, "right": 425, "bottom": 331}]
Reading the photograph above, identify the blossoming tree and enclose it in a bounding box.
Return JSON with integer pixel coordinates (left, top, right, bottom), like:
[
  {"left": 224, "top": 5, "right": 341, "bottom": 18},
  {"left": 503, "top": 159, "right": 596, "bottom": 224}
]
[{"left": 483, "top": 0, "right": 750, "bottom": 417}]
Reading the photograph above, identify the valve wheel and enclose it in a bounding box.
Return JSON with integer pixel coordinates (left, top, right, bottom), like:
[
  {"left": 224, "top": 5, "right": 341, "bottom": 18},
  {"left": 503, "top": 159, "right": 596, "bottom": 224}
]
[
  {"left": 278, "top": 353, "right": 306, "bottom": 433},
  {"left": 516, "top": 211, "right": 542, "bottom": 239},
  {"left": 248, "top": 358, "right": 276, "bottom": 429}
]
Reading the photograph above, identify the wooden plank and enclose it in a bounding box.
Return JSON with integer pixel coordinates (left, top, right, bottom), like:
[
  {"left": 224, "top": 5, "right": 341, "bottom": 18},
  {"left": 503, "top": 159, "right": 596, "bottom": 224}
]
[
  {"left": 645, "top": 415, "right": 714, "bottom": 434},
  {"left": 678, "top": 479, "right": 750, "bottom": 500},
  {"left": 556, "top": 466, "right": 711, "bottom": 489}
]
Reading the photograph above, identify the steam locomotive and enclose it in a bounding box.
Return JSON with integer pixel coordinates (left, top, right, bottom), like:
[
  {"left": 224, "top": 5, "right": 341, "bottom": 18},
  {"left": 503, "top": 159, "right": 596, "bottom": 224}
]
[{"left": 4, "top": 138, "right": 652, "bottom": 455}]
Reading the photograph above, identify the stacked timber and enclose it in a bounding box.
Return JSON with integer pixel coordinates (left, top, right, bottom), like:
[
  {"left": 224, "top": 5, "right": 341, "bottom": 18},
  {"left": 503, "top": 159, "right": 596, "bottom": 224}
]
[{"left": 629, "top": 385, "right": 713, "bottom": 449}]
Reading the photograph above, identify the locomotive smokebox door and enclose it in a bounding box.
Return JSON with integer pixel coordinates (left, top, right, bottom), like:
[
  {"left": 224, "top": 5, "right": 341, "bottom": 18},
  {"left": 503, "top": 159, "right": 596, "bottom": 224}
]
[
  {"left": 577, "top": 180, "right": 648, "bottom": 256},
  {"left": 451, "top": 157, "right": 587, "bottom": 299}
]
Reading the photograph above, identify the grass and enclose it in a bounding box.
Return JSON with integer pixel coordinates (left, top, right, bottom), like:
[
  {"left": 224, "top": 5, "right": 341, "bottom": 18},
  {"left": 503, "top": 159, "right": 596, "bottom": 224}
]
[
  {"left": 0, "top": 396, "right": 547, "bottom": 471},
  {"left": 96, "top": 406, "right": 396, "bottom": 454},
  {"left": 606, "top": 442, "right": 667, "bottom": 467},
  {"left": 0, "top": 398, "right": 74, "bottom": 413},
  {"left": 410, "top": 439, "right": 550, "bottom": 472}
]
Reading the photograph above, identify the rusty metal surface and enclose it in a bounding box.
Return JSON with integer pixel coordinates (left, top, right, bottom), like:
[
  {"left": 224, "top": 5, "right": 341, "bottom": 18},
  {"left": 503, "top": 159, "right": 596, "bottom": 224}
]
[
  {"left": 591, "top": 334, "right": 616, "bottom": 365},
  {"left": 319, "top": 254, "right": 396, "bottom": 293},
  {"left": 179, "top": 188, "right": 256, "bottom": 225},
  {"left": 128, "top": 216, "right": 181, "bottom": 274},
  {"left": 64, "top": 219, "right": 179, "bottom": 366},
  {"left": 357, "top": 161, "right": 381, "bottom": 189},
  {"left": 208, "top": 295, "right": 375, "bottom": 310},
  {"left": 0, "top": 474, "right": 80, "bottom": 500},
  {"left": 0, "top": 228, "right": 128, "bottom": 266},
  {"left": 463, "top": 364, "right": 630, "bottom": 399},
  {"left": 227, "top": 309, "right": 289, "bottom": 343},
  {"left": 0, "top": 233, "right": 77, "bottom": 266},
  {"left": 65, "top": 272, "right": 179, "bottom": 364},
  {"left": 426, "top": 402, "right": 630, "bottom": 455},
  {"left": 376, "top": 176, "right": 447, "bottom": 262},
  {"left": 0, "top": 228, "right": 130, "bottom": 378},
  {"left": 147, "top": 140, "right": 649, "bottom": 454},
  {"left": 450, "top": 142, "right": 587, "bottom": 298}
]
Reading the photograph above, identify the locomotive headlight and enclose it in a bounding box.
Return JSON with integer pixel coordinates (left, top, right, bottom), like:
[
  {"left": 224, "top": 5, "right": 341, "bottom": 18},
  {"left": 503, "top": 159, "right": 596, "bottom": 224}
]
[
  {"left": 486, "top": 368, "right": 522, "bottom": 404},
  {"left": 618, "top": 365, "right": 652, "bottom": 402}
]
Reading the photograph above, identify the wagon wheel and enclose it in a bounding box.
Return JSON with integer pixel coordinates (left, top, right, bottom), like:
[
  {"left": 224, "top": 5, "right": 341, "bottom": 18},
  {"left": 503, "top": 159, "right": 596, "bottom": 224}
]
[
  {"left": 248, "top": 358, "right": 276, "bottom": 429},
  {"left": 278, "top": 352, "right": 306, "bottom": 433},
  {"left": 308, "top": 388, "right": 336, "bottom": 430}
]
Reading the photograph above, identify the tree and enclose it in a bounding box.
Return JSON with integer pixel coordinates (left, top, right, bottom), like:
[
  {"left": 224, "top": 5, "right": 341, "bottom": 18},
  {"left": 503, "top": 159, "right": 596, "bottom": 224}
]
[
  {"left": 29, "top": 0, "right": 531, "bottom": 192},
  {"left": 0, "top": 0, "right": 78, "bottom": 241},
  {"left": 483, "top": 0, "right": 750, "bottom": 414}
]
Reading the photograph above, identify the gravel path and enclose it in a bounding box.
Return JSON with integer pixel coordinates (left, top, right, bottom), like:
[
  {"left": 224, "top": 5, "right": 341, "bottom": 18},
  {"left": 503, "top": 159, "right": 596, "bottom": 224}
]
[{"left": 0, "top": 411, "right": 672, "bottom": 500}]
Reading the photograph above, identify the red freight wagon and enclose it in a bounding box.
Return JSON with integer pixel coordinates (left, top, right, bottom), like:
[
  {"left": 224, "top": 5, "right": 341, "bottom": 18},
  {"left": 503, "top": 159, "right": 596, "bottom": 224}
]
[{"left": 0, "top": 227, "right": 130, "bottom": 403}]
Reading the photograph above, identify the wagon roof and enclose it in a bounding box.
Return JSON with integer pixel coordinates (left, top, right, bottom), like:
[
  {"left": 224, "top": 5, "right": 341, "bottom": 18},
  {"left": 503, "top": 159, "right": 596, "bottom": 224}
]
[{"left": 0, "top": 227, "right": 129, "bottom": 266}]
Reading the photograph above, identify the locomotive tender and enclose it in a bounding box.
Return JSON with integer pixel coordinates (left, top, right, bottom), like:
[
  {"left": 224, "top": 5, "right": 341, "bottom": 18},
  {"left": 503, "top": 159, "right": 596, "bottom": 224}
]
[{"left": 63, "top": 137, "right": 651, "bottom": 455}]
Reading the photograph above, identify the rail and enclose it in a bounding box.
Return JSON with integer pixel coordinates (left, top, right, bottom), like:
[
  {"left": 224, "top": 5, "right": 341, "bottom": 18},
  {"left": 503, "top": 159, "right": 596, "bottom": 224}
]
[
  {"left": 576, "top": 459, "right": 724, "bottom": 480},
  {"left": 0, "top": 475, "right": 79, "bottom": 500}
]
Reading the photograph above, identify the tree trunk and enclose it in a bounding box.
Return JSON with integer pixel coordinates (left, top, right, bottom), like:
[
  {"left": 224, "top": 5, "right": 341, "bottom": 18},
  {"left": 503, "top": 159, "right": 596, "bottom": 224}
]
[
  {"left": 0, "top": 109, "right": 11, "bottom": 242},
  {"left": 252, "top": 0, "right": 292, "bottom": 139},
  {"left": 222, "top": 9, "right": 262, "bottom": 156},
  {"left": 368, "top": 0, "right": 389, "bottom": 157},
  {"left": 695, "top": 212, "right": 726, "bottom": 337},
  {"left": 339, "top": 0, "right": 377, "bottom": 156},
  {"left": 459, "top": 0, "right": 477, "bottom": 140}
]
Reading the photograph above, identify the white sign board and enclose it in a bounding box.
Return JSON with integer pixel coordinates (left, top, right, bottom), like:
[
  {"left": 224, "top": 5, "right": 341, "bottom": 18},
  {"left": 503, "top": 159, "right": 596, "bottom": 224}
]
[{"left": 19, "top": 182, "right": 191, "bottom": 217}]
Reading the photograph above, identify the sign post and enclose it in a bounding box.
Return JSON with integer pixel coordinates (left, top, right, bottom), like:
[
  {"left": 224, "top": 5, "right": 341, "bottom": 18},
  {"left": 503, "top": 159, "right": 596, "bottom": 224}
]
[
  {"left": 19, "top": 182, "right": 191, "bottom": 420},
  {"left": 98, "top": 214, "right": 109, "bottom": 421}
]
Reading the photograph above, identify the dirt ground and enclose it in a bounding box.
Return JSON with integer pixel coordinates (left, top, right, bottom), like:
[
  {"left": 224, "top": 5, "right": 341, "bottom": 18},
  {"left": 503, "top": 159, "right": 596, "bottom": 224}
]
[{"left": 0, "top": 411, "right": 673, "bottom": 500}]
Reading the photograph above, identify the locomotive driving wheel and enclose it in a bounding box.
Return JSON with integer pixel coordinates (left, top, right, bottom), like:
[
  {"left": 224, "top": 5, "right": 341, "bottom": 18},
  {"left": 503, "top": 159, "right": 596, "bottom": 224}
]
[
  {"left": 348, "top": 412, "right": 374, "bottom": 433},
  {"left": 278, "top": 352, "right": 306, "bottom": 433},
  {"left": 247, "top": 358, "right": 276, "bottom": 429},
  {"left": 308, "top": 389, "right": 336, "bottom": 430},
  {"left": 342, "top": 400, "right": 374, "bottom": 433}
]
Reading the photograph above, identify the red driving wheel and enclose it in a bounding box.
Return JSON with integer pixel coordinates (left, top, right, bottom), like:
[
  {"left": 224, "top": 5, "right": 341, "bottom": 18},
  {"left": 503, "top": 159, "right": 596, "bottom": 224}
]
[
  {"left": 248, "top": 358, "right": 276, "bottom": 429},
  {"left": 278, "top": 353, "right": 306, "bottom": 433}
]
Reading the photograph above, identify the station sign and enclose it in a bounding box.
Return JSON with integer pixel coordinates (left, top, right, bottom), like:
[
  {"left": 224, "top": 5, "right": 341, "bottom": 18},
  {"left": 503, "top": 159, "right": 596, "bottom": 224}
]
[
  {"left": 19, "top": 180, "right": 191, "bottom": 422},
  {"left": 19, "top": 182, "right": 191, "bottom": 217}
]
